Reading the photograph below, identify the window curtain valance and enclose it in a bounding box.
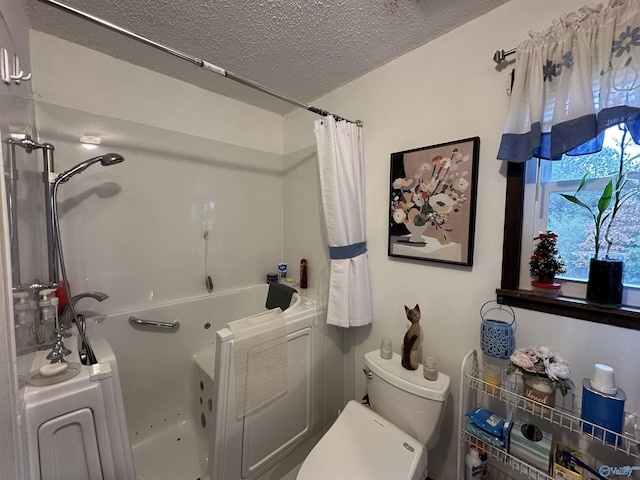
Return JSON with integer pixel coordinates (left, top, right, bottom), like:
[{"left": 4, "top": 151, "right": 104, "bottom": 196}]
[{"left": 498, "top": 0, "right": 640, "bottom": 162}]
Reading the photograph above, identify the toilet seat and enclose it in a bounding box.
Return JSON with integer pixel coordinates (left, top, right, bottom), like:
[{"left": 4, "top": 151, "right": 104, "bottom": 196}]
[{"left": 296, "top": 400, "right": 427, "bottom": 480}]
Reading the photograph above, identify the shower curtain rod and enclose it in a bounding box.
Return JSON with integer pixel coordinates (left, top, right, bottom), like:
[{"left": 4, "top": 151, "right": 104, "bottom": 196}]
[{"left": 38, "top": 0, "right": 361, "bottom": 126}]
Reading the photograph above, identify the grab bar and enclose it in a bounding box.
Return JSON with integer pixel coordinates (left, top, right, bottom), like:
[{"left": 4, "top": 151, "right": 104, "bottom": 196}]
[{"left": 129, "top": 316, "right": 180, "bottom": 330}]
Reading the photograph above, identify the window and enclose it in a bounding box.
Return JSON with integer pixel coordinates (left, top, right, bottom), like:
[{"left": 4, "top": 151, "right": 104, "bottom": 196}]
[
  {"left": 518, "top": 126, "right": 640, "bottom": 307},
  {"left": 494, "top": 0, "right": 640, "bottom": 328},
  {"left": 499, "top": 126, "right": 640, "bottom": 329}
]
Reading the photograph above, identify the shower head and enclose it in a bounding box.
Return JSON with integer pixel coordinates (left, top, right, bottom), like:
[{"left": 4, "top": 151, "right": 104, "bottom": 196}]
[
  {"left": 100, "top": 153, "right": 125, "bottom": 166},
  {"left": 55, "top": 153, "right": 125, "bottom": 185}
]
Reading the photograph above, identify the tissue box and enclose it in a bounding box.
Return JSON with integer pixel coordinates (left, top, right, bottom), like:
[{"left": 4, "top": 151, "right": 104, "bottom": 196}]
[
  {"left": 509, "top": 419, "right": 552, "bottom": 473},
  {"left": 551, "top": 442, "right": 583, "bottom": 480}
]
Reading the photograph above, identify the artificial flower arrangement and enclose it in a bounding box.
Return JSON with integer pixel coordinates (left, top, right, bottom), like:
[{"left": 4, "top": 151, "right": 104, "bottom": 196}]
[
  {"left": 390, "top": 146, "right": 471, "bottom": 245},
  {"left": 507, "top": 345, "right": 574, "bottom": 396},
  {"left": 529, "top": 231, "right": 566, "bottom": 281}
]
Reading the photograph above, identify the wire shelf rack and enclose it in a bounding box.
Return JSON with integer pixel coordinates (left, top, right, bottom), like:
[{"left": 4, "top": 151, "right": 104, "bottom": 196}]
[
  {"left": 464, "top": 366, "right": 640, "bottom": 460},
  {"left": 463, "top": 430, "right": 553, "bottom": 480}
]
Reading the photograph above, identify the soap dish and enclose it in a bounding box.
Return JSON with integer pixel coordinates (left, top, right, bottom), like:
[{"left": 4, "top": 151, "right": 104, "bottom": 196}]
[{"left": 27, "top": 362, "right": 81, "bottom": 386}]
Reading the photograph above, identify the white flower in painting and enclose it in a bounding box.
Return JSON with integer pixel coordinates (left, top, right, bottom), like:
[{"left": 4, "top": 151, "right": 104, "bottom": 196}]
[
  {"left": 392, "top": 178, "right": 405, "bottom": 189},
  {"left": 420, "top": 162, "right": 432, "bottom": 173},
  {"left": 429, "top": 193, "right": 455, "bottom": 214},
  {"left": 462, "top": 154, "right": 470, "bottom": 162},
  {"left": 454, "top": 177, "right": 469, "bottom": 191},
  {"left": 413, "top": 193, "right": 425, "bottom": 207},
  {"left": 392, "top": 208, "right": 406, "bottom": 223}
]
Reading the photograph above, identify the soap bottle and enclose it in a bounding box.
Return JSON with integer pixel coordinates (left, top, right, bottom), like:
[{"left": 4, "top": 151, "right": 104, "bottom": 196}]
[
  {"left": 300, "top": 259, "right": 308, "bottom": 289},
  {"left": 37, "top": 289, "right": 58, "bottom": 349},
  {"left": 278, "top": 263, "right": 287, "bottom": 282},
  {"left": 13, "top": 291, "right": 36, "bottom": 354},
  {"left": 465, "top": 448, "right": 483, "bottom": 479},
  {"left": 479, "top": 450, "right": 489, "bottom": 479},
  {"left": 55, "top": 279, "right": 69, "bottom": 313}
]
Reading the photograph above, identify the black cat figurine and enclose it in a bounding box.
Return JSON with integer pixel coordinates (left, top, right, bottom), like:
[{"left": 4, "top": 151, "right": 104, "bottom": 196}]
[{"left": 401, "top": 304, "right": 420, "bottom": 370}]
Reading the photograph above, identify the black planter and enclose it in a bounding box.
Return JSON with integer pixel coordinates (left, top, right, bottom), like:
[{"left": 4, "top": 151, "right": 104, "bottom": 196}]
[{"left": 586, "top": 257, "right": 624, "bottom": 308}]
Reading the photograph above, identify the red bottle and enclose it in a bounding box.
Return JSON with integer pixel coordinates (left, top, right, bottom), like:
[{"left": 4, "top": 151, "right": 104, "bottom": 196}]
[
  {"left": 300, "top": 259, "right": 308, "bottom": 289},
  {"left": 55, "top": 279, "right": 69, "bottom": 313}
]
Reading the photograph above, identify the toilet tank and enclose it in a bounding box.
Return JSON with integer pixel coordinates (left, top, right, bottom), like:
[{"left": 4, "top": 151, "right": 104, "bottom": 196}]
[{"left": 364, "top": 351, "right": 449, "bottom": 449}]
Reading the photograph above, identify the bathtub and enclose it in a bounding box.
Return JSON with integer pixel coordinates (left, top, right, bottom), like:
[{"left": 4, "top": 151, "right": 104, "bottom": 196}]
[
  {"left": 22, "top": 334, "right": 136, "bottom": 480},
  {"left": 90, "top": 284, "right": 338, "bottom": 480}
]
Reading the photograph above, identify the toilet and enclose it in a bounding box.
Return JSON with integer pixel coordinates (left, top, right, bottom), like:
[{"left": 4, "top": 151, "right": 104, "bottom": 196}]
[{"left": 297, "top": 350, "right": 450, "bottom": 480}]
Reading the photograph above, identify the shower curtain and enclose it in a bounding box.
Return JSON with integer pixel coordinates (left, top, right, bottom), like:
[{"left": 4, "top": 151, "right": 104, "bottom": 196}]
[{"left": 314, "top": 116, "right": 372, "bottom": 327}]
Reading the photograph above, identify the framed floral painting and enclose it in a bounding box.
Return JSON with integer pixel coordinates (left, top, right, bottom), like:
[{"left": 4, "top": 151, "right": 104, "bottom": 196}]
[{"left": 388, "top": 137, "right": 480, "bottom": 266}]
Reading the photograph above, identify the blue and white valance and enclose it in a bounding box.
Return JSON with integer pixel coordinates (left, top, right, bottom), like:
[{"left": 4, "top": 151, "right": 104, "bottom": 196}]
[{"left": 498, "top": 0, "right": 640, "bottom": 162}]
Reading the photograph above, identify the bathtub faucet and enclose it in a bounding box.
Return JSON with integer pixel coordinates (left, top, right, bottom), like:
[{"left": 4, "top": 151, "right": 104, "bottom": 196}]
[
  {"left": 60, "top": 291, "right": 109, "bottom": 331},
  {"left": 60, "top": 291, "right": 109, "bottom": 364}
]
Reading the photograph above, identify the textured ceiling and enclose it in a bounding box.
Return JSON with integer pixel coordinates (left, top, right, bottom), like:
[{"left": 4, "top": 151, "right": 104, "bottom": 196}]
[{"left": 26, "top": 0, "right": 511, "bottom": 114}]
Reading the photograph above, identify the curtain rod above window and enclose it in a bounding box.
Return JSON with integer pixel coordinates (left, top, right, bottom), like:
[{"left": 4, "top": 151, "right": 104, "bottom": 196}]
[{"left": 493, "top": 48, "right": 516, "bottom": 66}]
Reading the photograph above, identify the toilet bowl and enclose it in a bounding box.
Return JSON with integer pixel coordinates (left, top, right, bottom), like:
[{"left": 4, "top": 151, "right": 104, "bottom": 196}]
[
  {"left": 296, "top": 400, "right": 428, "bottom": 480},
  {"left": 297, "top": 350, "right": 450, "bottom": 480}
]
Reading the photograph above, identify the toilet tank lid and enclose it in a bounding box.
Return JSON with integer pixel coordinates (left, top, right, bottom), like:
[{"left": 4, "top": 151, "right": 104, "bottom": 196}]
[{"left": 364, "top": 351, "right": 450, "bottom": 401}]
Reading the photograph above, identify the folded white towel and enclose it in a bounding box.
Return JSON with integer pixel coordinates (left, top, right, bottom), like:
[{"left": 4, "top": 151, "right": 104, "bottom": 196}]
[{"left": 228, "top": 308, "right": 288, "bottom": 418}]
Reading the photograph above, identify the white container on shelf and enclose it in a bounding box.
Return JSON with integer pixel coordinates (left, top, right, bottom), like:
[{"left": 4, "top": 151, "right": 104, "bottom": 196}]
[{"left": 465, "top": 447, "right": 482, "bottom": 479}]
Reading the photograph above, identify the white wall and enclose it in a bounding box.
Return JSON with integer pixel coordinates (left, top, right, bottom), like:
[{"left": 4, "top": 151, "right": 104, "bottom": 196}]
[
  {"left": 284, "top": 0, "right": 640, "bottom": 477},
  {"left": 31, "top": 32, "right": 282, "bottom": 156},
  {"left": 29, "top": 31, "right": 287, "bottom": 312}
]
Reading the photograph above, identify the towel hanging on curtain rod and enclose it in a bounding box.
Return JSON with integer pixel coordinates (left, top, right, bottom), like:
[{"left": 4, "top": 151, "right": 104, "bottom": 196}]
[{"left": 38, "top": 0, "right": 362, "bottom": 126}]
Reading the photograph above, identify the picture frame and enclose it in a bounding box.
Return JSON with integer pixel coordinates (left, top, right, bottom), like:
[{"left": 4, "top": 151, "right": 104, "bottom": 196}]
[{"left": 388, "top": 136, "right": 480, "bottom": 266}]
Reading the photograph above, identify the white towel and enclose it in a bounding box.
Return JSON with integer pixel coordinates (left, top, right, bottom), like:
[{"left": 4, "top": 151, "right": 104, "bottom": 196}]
[{"left": 228, "top": 308, "right": 288, "bottom": 419}]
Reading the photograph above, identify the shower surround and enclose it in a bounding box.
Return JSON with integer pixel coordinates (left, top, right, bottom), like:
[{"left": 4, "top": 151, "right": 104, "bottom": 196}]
[{"left": 7, "top": 30, "right": 346, "bottom": 479}]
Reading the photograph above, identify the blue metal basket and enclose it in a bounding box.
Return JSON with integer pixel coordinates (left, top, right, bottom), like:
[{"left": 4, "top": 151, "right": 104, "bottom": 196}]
[{"left": 480, "top": 301, "right": 516, "bottom": 359}]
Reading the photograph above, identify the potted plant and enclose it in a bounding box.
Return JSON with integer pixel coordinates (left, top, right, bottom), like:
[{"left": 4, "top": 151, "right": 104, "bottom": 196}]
[
  {"left": 561, "top": 128, "right": 638, "bottom": 307},
  {"left": 507, "top": 346, "right": 574, "bottom": 409},
  {"left": 529, "top": 231, "right": 566, "bottom": 283}
]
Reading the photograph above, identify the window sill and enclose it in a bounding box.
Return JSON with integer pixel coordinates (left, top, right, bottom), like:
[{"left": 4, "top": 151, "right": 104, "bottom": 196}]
[{"left": 496, "top": 288, "right": 640, "bottom": 331}]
